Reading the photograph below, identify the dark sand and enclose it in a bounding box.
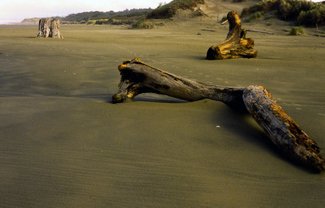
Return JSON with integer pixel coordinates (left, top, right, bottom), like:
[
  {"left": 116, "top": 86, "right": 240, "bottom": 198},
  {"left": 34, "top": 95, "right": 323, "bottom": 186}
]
[{"left": 0, "top": 23, "right": 325, "bottom": 207}]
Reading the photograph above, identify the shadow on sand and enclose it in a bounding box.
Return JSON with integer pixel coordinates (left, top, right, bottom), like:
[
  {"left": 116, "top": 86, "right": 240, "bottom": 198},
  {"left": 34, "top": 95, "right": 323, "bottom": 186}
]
[{"left": 108, "top": 94, "right": 316, "bottom": 173}]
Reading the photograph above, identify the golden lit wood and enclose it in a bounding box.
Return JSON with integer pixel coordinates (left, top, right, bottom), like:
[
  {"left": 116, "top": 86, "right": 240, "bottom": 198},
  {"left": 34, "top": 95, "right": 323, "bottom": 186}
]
[
  {"left": 112, "top": 58, "right": 324, "bottom": 172},
  {"left": 206, "top": 11, "right": 257, "bottom": 60}
]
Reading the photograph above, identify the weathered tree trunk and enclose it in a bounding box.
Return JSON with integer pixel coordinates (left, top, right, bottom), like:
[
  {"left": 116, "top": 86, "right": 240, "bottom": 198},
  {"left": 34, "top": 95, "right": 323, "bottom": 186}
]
[
  {"left": 112, "top": 58, "right": 324, "bottom": 172},
  {"left": 243, "top": 86, "right": 324, "bottom": 172},
  {"left": 36, "top": 19, "right": 44, "bottom": 37},
  {"left": 50, "top": 19, "right": 63, "bottom": 39},
  {"left": 37, "top": 18, "right": 63, "bottom": 39},
  {"left": 206, "top": 11, "right": 257, "bottom": 60},
  {"left": 37, "top": 18, "right": 51, "bottom": 38}
]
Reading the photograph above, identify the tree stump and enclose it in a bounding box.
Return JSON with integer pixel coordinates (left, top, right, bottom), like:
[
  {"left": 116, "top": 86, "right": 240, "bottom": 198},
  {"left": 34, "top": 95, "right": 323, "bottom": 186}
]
[
  {"left": 37, "top": 18, "right": 51, "bottom": 38},
  {"left": 206, "top": 11, "right": 257, "bottom": 60},
  {"left": 37, "top": 18, "right": 63, "bottom": 39},
  {"left": 112, "top": 58, "right": 325, "bottom": 172},
  {"left": 50, "top": 18, "right": 63, "bottom": 39}
]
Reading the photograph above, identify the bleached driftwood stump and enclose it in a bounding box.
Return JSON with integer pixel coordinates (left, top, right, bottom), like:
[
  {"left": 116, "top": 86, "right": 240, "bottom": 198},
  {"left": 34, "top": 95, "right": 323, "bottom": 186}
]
[
  {"left": 112, "top": 58, "right": 324, "bottom": 172},
  {"left": 206, "top": 11, "right": 257, "bottom": 60},
  {"left": 37, "top": 18, "right": 63, "bottom": 39},
  {"left": 50, "top": 18, "right": 63, "bottom": 39},
  {"left": 37, "top": 18, "right": 51, "bottom": 38}
]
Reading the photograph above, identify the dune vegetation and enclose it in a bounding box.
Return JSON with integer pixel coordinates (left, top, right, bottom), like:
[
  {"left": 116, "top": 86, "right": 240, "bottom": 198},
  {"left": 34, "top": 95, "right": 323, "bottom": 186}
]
[
  {"left": 146, "top": 0, "right": 205, "bottom": 19},
  {"left": 241, "top": 0, "right": 325, "bottom": 27},
  {"left": 23, "top": 0, "right": 325, "bottom": 29},
  {"left": 63, "top": 9, "right": 152, "bottom": 24}
]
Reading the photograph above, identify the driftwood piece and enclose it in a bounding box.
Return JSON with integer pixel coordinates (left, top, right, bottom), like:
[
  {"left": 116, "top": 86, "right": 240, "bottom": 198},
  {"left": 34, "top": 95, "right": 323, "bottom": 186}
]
[
  {"left": 206, "top": 11, "right": 257, "bottom": 60},
  {"left": 37, "top": 18, "right": 63, "bottom": 39},
  {"left": 37, "top": 18, "right": 51, "bottom": 38},
  {"left": 112, "top": 58, "right": 325, "bottom": 172},
  {"left": 243, "top": 86, "right": 324, "bottom": 171},
  {"left": 50, "top": 18, "right": 63, "bottom": 39}
]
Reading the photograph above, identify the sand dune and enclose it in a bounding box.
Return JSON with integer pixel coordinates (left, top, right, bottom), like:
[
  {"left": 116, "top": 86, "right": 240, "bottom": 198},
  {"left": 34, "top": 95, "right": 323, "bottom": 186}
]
[{"left": 0, "top": 21, "right": 325, "bottom": 207}]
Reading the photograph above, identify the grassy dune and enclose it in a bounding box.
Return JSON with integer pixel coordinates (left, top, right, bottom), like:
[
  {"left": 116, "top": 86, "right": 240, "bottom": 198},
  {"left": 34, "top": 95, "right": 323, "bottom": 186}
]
[{"left": 0, "top": 22, "right": 325, "bottom": 207}]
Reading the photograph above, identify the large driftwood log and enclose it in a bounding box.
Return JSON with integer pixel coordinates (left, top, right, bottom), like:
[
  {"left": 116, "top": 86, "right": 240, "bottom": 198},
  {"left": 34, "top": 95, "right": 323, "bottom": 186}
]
[
  {"left": 37, "top": 18, "right": 63, "bottom": 39},
  {"left": 112, "top": 58, "right": 325, "bottom": 172},
  {"left": 37, "top": 18, "right": 51, "bottom": 38},
  {"left": 206, "top": 11, "right": 257, "bottom": 60},
  {"left": 50, "top": 18, "right": 63, "bottom": 39}
]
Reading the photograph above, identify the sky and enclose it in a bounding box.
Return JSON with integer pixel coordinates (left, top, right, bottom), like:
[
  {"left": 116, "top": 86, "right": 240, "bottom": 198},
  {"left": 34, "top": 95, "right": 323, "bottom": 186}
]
[{"left": 0, "top": 0, "right": 173, "bottom": 24}]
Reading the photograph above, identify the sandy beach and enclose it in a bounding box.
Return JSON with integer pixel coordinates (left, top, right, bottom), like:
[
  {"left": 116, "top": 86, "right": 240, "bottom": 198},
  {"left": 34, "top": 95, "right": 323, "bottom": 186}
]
[{"left": 0, "top": 22, "right": 325, "bottom": 207}]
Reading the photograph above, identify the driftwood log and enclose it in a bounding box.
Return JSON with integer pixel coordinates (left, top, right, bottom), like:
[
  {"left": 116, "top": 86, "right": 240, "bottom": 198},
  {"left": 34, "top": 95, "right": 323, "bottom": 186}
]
[
  {"left": 50, "top": 18, "right": 63, "bottom": 39},
  {"left": 112, "top": 58, "right": 325, "bottom": 172},
  {"left": 206, "top": 11, "right": 257, "bottom": 60},
  {"left": 37, "top": 18, "right": 63, "bottom": 39},
  {"left": 37, "top": 18, "right": 51, "bottom": 38}
]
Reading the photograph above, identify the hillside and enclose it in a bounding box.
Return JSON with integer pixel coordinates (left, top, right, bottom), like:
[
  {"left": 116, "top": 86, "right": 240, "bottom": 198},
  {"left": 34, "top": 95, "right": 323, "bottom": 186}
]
[
  {"left": 241, "top": 0, "right": 325, "bottom": 27},
  {"left": 146, "top": 0, "right": 205, "bottom": 19},
  {"left": 146, "top": 0, "right": 325, "bottom": 28},
  {"left": 21, "top": 18, "right": 40, "bottom": 25},
  {"left": 21, "top": 0, "right": 325, "bottom": 29},
  {"left": 20, "top": 8, "right": 152, "bottom": 25},
  {"left": 63, "top": 8, "right": 152, "bottom": 24},
  {"left": 193, "top": 0, "right": 256, "bottom": 19}
]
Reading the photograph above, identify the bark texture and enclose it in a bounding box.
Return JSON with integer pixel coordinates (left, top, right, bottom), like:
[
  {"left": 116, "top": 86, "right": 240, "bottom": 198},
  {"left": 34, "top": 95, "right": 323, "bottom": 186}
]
[
  {"left": 37, "top": 18, "right": 63, "bottom": 39},
  {"left": 112, "top": 58, "right": 324, "bottom": 172},
  {"left": 243, "top": 86, "right": 324, "bottom": 172},
  {"left": 206, "top": 11, "right": 257, "bottom": 60},
  {"left": 37, "top": 18, "right": 51, "bottom": 38},
  {"left": 50, "top": 19, "right": 63, "bottom": 39}
]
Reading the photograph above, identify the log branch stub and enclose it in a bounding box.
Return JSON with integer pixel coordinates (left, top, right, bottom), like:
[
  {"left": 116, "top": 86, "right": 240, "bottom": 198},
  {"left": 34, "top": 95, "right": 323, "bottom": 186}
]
[
  {"left": 243, "top": 86, "right": 325, "bottom": 172},
  {"left": 112, "top": 58, "right": 325, "bottom": 172},
  {"left": 206, "top": 11, "right": 257, "bottom": 60},
  {"left": 112, "top": 58, "right": 246, "bottom": 110}
]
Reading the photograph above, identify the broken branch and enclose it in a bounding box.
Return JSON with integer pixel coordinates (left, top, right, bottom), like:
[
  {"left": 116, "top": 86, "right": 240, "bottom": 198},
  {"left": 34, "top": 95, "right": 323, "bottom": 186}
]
[{"left": 112, "top": 58, "right": 325, "bottom": 172}]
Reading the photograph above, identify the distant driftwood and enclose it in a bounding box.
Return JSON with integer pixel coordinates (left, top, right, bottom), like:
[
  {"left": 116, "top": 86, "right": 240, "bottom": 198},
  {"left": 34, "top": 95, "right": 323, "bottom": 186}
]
[
  {"left": 37, "top": 18, "right": 63, "bottom": 39},
  {"left": 207, "top": 11, "right": 257, "bottom": 60},
  {"left": 112, "top": 58, "right": 325, "bottom": 172}
]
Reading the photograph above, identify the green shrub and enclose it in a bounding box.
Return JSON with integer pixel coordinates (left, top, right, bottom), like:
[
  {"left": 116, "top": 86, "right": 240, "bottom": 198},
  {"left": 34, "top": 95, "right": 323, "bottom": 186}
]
[
  {"left": 131, "top": 19, "right": 154, "bottom": 29},
  {"left": 245, "top": 11, "right": 264, "bottom": 22},
  {"left": 108, "top": 18, "right": 135, "bottom": 25},
  {"left": 289, "top": 27, "right": 304, "bottom": 35},
  {"left": 95, "top": 19, "right": 109, "bottom": 25},
  {"left": 278, "top": 0, "right": 314, "bottom": 20},
  {"left": 147, "top": 0, "right": 205, "bottom": 19},
  {"left": 86, "top": 20, "right": 97, "bottom": 25},
  {"left": 297, "top": 5, "right": 325, "bottom": 26},
  {"left": 241, "top": 0, "right": 325, "bottom": 27}
]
